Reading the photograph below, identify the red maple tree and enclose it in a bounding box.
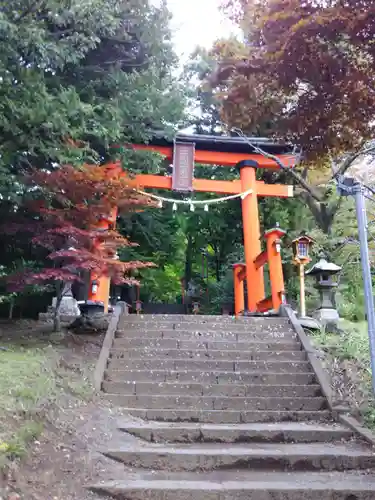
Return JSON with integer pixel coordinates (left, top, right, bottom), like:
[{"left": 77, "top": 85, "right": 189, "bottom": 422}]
[
  {"left": 6, "top": 164, "right": 154, "bottom": 329},
  {"left": 217, "top": 0, "right": 375, "bottom": 158}
]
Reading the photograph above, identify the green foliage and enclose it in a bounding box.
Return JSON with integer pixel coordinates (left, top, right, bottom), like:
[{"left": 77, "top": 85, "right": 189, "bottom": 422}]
[
  {"left": 313, "top": 322, "right": 371, "bottom": 370},
  {"left": 311, "top": 321, "right": 375, "bottom": 428},
  {"left": 138, "top": 265, "right": 183, "bottom": 303},
  {"left": 0, "top": 260, "right": 52, "bottom": 320},
  {"left": 0, "top": 0, "right": 188, "bottom": 309},
  {"left": 119, "top": 192, "right": 246, "bottom": 305},
  {"left": 205, "top": 243, "right": 244, "bottom": 314},
  {"left": 0, "top": 0, "right": 187, "bottom": 189},
  {"left": 305, "top": 195, "right": 366, "bottom": 321},
  {"left": 183, "top": 47, "right": 223, "bottom": 135},
  {"left": 119, "top": 205, "right": 187, "bottom": 303}
]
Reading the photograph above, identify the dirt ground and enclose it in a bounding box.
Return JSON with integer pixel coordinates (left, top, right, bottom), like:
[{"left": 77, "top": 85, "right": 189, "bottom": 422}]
[{"left": 0, "top": 319, "right": 139, "bottom": 500}]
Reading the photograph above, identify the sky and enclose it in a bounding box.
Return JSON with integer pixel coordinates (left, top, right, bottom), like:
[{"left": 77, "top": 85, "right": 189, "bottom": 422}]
[{"left": 153, "top": 0, "right": 238, "bottom": 62}]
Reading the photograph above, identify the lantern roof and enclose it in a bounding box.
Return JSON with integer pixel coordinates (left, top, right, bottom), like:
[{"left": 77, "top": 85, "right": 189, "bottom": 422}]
[
  {"left": 306, "top": 257, "right": 342, "bottom": 276},
  {"left": 291, "top": 233, "right": 315, "bottom": 244},
  {"left": 263, "top": 226, "right": 287, "bottom": 239}
]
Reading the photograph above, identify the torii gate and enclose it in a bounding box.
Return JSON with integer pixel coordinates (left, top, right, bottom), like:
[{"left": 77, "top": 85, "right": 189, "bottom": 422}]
[{"left": 89, "top": 134, "right": 296, "bottom": 315}]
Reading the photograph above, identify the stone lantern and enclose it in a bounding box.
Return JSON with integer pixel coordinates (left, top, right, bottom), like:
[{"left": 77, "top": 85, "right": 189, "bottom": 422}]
[
  {"left": 306, "top": 255, "right": 342, "bottom": 331},
  {"left": 50, "top": 245, "right": 81, "bottom": 319}
]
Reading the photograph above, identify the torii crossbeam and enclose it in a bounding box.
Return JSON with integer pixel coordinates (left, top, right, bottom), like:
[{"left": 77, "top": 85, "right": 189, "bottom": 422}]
[{"left": 91, "top": 134, "right": 297, "bottom": 314}]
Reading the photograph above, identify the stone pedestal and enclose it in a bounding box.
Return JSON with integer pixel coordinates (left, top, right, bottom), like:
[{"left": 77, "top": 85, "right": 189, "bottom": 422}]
[
  {"left": 52, "top": 295, "right": 81, "bottom": 317},
  {"left": 313, "top": 307, "right": 340, "bottom": 332},
  {"left": 52, "top": 282, "right": 81, "bottom": 317},
  {"left": 39, "top": 282, "right": 81, "bottom": 323},
  {"left": 299, "top": 316, "right": 321, "bottom": 330}
]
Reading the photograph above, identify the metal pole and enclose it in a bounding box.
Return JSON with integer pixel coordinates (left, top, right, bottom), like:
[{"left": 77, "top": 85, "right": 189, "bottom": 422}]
[{"left": 354, "top": 184, "right": 375, "bottom": 395}]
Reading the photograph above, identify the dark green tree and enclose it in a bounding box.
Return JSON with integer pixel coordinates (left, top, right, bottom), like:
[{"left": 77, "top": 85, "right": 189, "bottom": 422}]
[
  {"left": 0, "top": 0, "right": 188, "bottom": 314},
  {"left": 0, "top": 0, "right": 187, "bottom": 195}
]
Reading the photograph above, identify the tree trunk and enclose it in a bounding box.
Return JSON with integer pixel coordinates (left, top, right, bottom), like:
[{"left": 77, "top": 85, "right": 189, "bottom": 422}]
[
  {"left": 53, "top": 284, "right": 63, "bottom": 332},
  {"left": 185, "top": 234, "right": 193, "bottom": 290},
  {"left": 299, "top": 192, "right": 341, "bottom": 235},
  {"left": 215, "top": 255, "right": 221, "bottom": 282},
  {"left": 53, "top": 310, "right": 61, "bottom": 333},
  {"left": 8, "top": 298, "right": 14, "bottom": 320}
]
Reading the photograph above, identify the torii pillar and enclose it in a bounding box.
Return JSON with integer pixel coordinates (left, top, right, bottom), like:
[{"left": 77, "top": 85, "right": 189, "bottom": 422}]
[
  {"left": 88, "top": 207, "right": 118, "bottom": 313},
  {"left": 239, "top": 160, "right": 264, "bottom": 311}
]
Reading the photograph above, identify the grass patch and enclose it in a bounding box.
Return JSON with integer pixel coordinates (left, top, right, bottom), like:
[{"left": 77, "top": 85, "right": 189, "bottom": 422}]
[
  {"left": 0, "top": 347, "right": 57, "bottom": 413},
  {"left": 0, "top": 341, "right": 93, "bottom": 471},
  {"left": 313, "top": 321, "right": 371, "bottom": 371},
  {"left": 310, "top": 320, "right": 375, "bottom": 428},
  {"left": 0, "top": 346, "right": 55, "bottom": 468}
]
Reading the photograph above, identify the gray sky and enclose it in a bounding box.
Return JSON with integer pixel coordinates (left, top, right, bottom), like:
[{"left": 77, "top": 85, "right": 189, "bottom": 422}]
[{"left": 153, "top": 0, "right": 238, "bottom": 62}]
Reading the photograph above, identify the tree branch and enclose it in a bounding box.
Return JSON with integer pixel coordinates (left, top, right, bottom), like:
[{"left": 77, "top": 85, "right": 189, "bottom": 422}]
[
  {"left": 327, "top": 195, "right": 343, "bottom": 221},
  {"left": 331, "top": 142, "right": 375, "bottom": 179},
  {"left": 298, "top": 191, "right": 324, "bottom": 228},
  {"left": 233, "top": 130, "right": 375, "bottom": 205},
  {"left": 231, "top": 128, "right": 323, "bottom": 202}
]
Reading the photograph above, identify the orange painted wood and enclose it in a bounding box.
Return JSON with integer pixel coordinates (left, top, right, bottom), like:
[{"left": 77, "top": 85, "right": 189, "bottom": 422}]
[
  {"left": 257, "top": 296, "right": 274, "bottom": 313},
  {"left": 253, "top": 250, "right": 268, "bottom": 270},
  {"left": 103, "top": 165, "right": 293, "bottom": 197},
  {"left": 89, "top": 275, "right": 111, "bottom": 311},
  {"left": 192, "top": 178, "right": 241, "bottom": 194},
  {"left": 130, "top": 144, "right": 296, "bottom": 169},
  {"left": 256, "top": 182, "right": 292, "bottom": 198},
  {"left": 135, "top": 175, "right": 292, "bottom": 197},
  {"left": 265, "top": 228, "right": 286, "bottom": 312},
  {"left": 240, "top": 167, "right": 264, "bottom": 311},
  {"left": 135, "top": 174, "right": 172, "bottom": 190},
  {"left": 88, "top": 207, "right": 119, "bottom": 313},
  {"left": 134, "top": 174, "right": 242, "bottom": 194},
  {"left": 233, "top": 264, "right": 245, "bottom": 316},
  {"left": 238, "top": 267, "right": 246, "bottom": 282}
]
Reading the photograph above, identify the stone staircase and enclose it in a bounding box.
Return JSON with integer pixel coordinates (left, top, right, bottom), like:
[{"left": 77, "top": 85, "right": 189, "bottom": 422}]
[{"left": 92, "top": 314, "right": 375, "bottom": 499}]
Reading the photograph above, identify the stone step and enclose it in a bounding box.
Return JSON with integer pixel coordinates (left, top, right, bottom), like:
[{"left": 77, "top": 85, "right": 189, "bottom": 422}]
[
  {"left": 119, "top": 421, "right": 353, "bottom": 443},
  {"left": 120, "top": 315, "right": 288, "bottom": 324},
  {"left": 90, "top": 470, "right": 375, "bottom": 500},
  {"left": 102, "top": 381, "right": 322, "bottom": 398},
  {"left": 113, "top": 338, "right": 302, "bottom": 351},
  {"left": 103, "top": 441, "right": 375, "bottom": 472},
  {"left": 103, "top": 394, "right": 326, "bottom": 411},
  {"left": 118, "top": 320, "right": 289, "bottom": 328},
  {"left": 109, "top": 348, "right": 306, "bottom": 361},
  {"left": 116, "top": 329, "right": 296, "bottom": 340},
  {"left": 101, "top": 408, "right": 331, "bottom": 423},
  {"left": 107, "top": 358, "right": 311, "bottom": 373},
  {"left": 119, "top": 321, "right": 292, "bottom": 332},
  {"left": 104, "top": 369, "right": 316, "bottom": 385}
]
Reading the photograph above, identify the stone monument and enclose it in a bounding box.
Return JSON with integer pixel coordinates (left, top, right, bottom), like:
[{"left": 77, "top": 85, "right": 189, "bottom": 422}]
[
  {"left": 39, "top": 281, "right": 81, "bottom": 323},
  {"left": 52, "top": 282, "right": 81, "bottom": 317}
]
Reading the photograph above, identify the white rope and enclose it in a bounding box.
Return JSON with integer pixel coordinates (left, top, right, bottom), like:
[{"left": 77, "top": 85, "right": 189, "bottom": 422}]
[{"left": 136, "top": 188, "right": 253, "bottom": 205}]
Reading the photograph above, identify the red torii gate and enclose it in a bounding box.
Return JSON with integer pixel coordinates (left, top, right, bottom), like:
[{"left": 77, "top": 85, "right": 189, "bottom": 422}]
[{"left": 89, "top": 134, "right": 296, "bottom": 315}]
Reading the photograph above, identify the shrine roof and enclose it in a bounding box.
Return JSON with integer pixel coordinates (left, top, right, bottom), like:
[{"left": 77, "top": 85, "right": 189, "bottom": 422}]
[{"left": 145, "top": 132, "right": 296, "bottom": 156}]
